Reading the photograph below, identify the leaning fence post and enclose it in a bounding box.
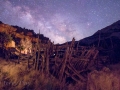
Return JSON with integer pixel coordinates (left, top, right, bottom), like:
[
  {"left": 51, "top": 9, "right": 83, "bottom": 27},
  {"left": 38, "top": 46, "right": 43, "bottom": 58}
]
[
  {"left": 59, "top": 47, "right": 69, "bottom": 82},
  {"left": 45, "top": 40, "right": 51, "bottom": 75},
  {"left": 58, "top": 37, "right": 75, "bottom": 81},
  {"left": 34, "top": 30, "right": 40, "bottom": 70}
]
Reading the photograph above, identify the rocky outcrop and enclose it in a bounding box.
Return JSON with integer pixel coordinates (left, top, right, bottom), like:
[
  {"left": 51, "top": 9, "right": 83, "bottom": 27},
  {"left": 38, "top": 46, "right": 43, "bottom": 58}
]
[
  {"left": 0, "top": 21, "right": 50, "bottom": 55},
  {"left": 0, "top": 21, "right": 49, "bottom": 44},
  {"left": 6, "top": 40, "right": 15, "bottom": 48},
  {"left": 0, "top": 23, "right": 16, "bottom": 33},
  {"left": 12, "top": 25, "right": 49, "bottom": 43}
]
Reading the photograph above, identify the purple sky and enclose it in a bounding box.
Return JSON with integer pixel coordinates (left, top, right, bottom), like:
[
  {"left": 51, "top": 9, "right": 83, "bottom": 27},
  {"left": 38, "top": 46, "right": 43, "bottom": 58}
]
[{"left": 0, "top": 0, "right": 120, "bottom": 44}]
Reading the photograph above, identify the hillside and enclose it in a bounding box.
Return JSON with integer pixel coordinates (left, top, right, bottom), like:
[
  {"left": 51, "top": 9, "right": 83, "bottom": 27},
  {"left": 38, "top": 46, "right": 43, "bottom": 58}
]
[
  {"left": 0, "top": 21, "right": 49, "bottom": 44},
  {"left": 71, "top": 20, "right": 120, "bottom": 64},
  {"left": 79, "top": 20, "right": 120, "bottom": 48}
]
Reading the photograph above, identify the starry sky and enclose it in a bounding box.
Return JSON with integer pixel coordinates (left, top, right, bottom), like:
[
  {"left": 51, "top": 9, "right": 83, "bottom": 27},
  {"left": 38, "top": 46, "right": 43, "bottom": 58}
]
[{"left": 0, "top": 0, "right": 120, "bottom": 44}]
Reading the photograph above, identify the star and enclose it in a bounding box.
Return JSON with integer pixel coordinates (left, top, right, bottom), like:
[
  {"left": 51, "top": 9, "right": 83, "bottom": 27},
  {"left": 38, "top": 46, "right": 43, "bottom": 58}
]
[{"left": 0, "top": 0, "right": 120, "bottom": 44}]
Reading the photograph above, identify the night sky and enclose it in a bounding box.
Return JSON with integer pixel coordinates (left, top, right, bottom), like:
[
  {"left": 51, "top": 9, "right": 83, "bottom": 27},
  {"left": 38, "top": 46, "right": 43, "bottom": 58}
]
[{"left": 0, "top": 0, "right": 120, "bottom": 44}]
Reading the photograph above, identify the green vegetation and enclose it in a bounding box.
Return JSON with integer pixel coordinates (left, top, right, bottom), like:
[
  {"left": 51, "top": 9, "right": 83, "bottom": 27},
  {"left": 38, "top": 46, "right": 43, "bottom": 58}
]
[{"left": 17, "top": 45, "right": 25, "bottom": 51}]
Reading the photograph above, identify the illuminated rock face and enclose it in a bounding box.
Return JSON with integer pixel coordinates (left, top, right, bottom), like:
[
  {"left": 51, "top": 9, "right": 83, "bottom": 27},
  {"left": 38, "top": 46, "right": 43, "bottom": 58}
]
[
  {"left": 0, "top": 21, "right": 50, "bottom": 56},
  {"left": 21, "top": 48, "right": 28, "bottom": 54},
  {"left": 0, "top": 23, "right": 33, "bottom": 54},
  {"left": 20, "top": 38, "right": 32, "bottom": 54},
  {"left": 6, "top": 40, "right": 15, "bottom": 48},
  {"left": 0, "top": 23, "right": 35, "bottom": 43}
]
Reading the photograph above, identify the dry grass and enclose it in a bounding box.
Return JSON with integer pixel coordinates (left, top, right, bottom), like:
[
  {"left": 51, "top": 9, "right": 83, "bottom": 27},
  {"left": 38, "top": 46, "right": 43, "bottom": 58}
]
[
  {"left": 1, "top": 57, "right": 120, "bottom": 90},
  {"left": 0, "top": 58, "right": 87, "bottom": 90},
  {"left": 87, "top": 66, "right": 120, "bottom": 90},
  {"left": 0, "top": 58, "right": 61, "bottom": 90}
]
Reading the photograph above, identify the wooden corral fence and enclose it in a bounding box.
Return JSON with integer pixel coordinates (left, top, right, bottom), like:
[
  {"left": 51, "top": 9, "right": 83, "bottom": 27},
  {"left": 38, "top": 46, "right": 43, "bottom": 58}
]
[
  {"left": 2, "top": 36, "right": 109, "bottom": 83},
  {"left": 49, "top": 38, "right": 100, "bottom": 83}
]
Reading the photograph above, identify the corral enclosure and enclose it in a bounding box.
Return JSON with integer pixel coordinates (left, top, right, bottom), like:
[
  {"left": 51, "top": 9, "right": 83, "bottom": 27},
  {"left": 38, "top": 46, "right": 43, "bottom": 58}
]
[{"left": 1, "top": 36, "right": 111, "bottom": 85}]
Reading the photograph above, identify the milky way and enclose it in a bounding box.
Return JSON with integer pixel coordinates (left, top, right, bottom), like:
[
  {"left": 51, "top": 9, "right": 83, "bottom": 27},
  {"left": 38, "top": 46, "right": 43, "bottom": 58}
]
[{"left": 0, "top": 0, "right": 120, "bottom": 44}]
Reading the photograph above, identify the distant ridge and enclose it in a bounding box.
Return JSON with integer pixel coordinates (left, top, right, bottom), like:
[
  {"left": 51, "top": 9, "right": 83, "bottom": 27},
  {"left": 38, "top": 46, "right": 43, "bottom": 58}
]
[{"left": 79, "top": 20, "right": 120, "bottom": 48}]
